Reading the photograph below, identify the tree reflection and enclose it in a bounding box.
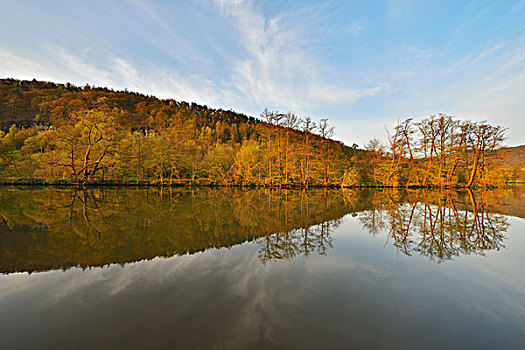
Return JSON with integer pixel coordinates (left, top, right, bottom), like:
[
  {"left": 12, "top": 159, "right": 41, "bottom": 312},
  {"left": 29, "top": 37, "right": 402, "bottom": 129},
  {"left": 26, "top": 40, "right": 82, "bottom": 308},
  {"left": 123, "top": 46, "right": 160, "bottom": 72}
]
[
  {"left": 0, "top": 187, "right": 518, "bottom": 273},
  {"left": 257, "top": 190, "right": 339, "bottom": 263},
  {"left": 0, "top": 188, "right": 355, "bottom": 273},
  {"left": 358, "top": 189, "right": 511, "bottom": 262}
]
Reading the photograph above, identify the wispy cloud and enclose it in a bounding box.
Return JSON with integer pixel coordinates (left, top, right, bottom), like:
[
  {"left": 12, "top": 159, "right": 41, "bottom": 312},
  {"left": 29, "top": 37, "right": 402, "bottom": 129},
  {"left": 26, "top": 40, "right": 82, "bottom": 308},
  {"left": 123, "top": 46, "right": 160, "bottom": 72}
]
[
  {"left": 55, "top": 47, "right": 112, "bottom": 87},
  {"left": 344, "top": 20, "right": 366, "bottom": 36},
  {"left": 308, "top": 84, "right": 387, "bottom": 105},
  {"left": 388, "top": 0, "right": 415, "bottom": 21},
  {"left": 386, "top": 40, "right": 525, "bottom": 145},
  {"left": 0, "top": 50, "right": 43, "bottom": 79},
  {"left": 214, "top": 0, "right": 384, "bottom": 111},
  {"left": 0, "top": 45, "right": 228, "bottom": 107},
  {"left": 109, "top": 56, "right": 226, "bottom": 106},
  {"left": 1, "top": 0, "right": 523, "bottom": 146},
  {"left": 1, "top": 0, "right": 385, "bottom": 119}
]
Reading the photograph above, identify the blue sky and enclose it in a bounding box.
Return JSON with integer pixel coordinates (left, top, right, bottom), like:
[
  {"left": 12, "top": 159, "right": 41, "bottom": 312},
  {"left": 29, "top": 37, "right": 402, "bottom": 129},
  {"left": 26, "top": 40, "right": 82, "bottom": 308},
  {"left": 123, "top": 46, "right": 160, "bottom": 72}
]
[{"left": 1, "top": 0, "right": 524, "bottom": 146}]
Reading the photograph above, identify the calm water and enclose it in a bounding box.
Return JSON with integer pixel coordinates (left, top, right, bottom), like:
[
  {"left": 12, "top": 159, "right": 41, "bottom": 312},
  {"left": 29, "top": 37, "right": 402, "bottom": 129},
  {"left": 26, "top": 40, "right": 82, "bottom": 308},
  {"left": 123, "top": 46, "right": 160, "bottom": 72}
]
[{"left": 0, "top": 187, "right": 524, "bottom": 349}]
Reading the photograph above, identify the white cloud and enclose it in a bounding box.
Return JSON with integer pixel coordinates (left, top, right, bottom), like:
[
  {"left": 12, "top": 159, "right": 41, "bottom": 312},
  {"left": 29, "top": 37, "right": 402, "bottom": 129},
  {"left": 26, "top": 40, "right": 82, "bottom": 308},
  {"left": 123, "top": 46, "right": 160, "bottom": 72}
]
[
  {"left": 0, "top": 0, "right": 386, "bottom": 138},
  {"left": 1, "top": 1, "right": 522, "bottom": 147},
  {"left": 110, "top": 56, "right": 224, "bottom": 105},
  {"left": 0, "top": 50, "right": 44, "bottom": 79},
  {"left": 112, "top": 57, "right": 138, "bottom": 87},
  {"left": 214, "top": 0, "right": 384, "bottom": 110},
  {"left": 344, "top": 20, "right": 366, "bottom": 35},
  {"left": 55, "top": 47, "right": 112, "bottom": 87},
  {"left": 0, "top": 45, "right": 227, "bottom": 107},
  {"left": 309, "top": 84, "right": 387, "bottom": 105},
  {"left": 388, "top": 0, "right": 415, "bottom": 21},
  {"left": 389, "top": 43, "right": 525, "bottom": 145}
]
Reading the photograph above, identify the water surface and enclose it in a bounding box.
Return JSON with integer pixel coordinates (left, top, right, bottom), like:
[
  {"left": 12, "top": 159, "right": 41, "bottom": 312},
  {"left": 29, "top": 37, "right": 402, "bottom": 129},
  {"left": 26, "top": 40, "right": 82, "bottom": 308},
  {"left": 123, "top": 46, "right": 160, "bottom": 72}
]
[{"left": 0, "top": 187, "right": 524, "bottom": 349}]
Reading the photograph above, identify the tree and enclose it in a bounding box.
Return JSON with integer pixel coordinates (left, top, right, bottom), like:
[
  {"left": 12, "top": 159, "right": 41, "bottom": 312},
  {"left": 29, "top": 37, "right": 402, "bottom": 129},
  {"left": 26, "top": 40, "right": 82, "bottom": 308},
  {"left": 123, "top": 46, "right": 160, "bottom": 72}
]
[
  {"left": 318, "top": 118, "right": 335, "bottom": 186},
  {"left": 282, "top": 112, "right": 300, "bottom": 183},
  {"left": 464, "top": 121, "right": 505, "bottom": 187},
  {"left": 232, "top": 141, "right": 262, "bottom": 183},
  {"left": 300, "top": 116, "right": 317, "bottom": 187},
  {"left": 38, "top": 110, "right": 123, "bottom": 182},
  {"left": 364, "top": 138, "right": 384, "bottom": 185}
]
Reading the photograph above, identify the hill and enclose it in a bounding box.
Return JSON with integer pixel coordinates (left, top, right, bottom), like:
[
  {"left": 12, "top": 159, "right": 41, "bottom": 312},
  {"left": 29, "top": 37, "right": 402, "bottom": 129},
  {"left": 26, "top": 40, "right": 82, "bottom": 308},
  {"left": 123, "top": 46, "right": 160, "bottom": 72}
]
[
  {"left": 0, "top": 78, "right": 359, "bottom": 186},
  {"left": 495, "top": 145, "right": 525, "bottom": 184},
  {"left": 0, "top": 78, "right": 522, "bottom": 187},
  {"left": 0, "top": 78, "right": 260, "bottom": 130}
]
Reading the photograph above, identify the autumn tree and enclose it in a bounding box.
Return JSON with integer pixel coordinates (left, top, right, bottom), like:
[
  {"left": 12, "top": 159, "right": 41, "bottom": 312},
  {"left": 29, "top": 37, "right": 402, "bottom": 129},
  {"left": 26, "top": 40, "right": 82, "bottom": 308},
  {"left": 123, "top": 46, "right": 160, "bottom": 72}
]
[
  {"left": 300, "top": 116, "right": 317, "bottom": 187},
  {"left": 318, "top": 118, "right": 335, "bottom": 186},
  {"left": 37, "top": 110, "right": 123, "bottom": 182}
]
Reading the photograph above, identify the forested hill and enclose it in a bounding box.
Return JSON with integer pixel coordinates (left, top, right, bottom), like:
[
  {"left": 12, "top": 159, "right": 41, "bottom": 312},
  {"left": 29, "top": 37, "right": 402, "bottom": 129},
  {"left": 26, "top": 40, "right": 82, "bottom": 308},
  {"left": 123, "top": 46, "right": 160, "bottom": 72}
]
[
  {"left": 0, "top": 78, "right": 359, "bottom": 186},
  {"left": 0, "top": 78, "right": 521, "bottom": 187},
  {"left": 498, "top": 145, "right": 525, "bottom": 182},
  {"left": 0, "top": 78, "right": 259, "bottom": 130}
]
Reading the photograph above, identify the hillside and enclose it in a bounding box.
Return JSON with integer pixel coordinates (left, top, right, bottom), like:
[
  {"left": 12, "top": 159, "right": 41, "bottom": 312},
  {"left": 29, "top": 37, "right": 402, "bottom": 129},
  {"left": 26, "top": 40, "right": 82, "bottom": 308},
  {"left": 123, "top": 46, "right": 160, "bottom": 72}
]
[
  {"left": 0, "top": 78, "right": 359, "bottom": 186},
  {"left": 0, "top": 78, "right": 522, "bottom": 187},
  {"left": 0, "top": 78, "right": 260, "bottom": 130},
  {"left": 498, "top": 145, "right": 525, "bottom": 181}
]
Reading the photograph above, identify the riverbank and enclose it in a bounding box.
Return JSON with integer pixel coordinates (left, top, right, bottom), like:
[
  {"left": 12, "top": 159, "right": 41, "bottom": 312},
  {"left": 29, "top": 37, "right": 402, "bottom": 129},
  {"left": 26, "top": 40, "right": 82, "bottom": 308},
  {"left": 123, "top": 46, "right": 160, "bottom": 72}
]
[{"left": 0, "top": 177, "right": 521, "bottom": 189}]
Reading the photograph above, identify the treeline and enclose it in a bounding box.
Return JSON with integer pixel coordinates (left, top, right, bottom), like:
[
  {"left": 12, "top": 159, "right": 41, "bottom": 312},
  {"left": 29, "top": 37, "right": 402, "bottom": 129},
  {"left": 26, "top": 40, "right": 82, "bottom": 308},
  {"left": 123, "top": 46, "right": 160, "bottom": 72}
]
[
  {"left": 0, "top": 78, "right": 259, "bottom": 129},
  {"left": 362, "top": 114, "right": 514, "bottom": 187},
  {"left": 0, "top": 78, "right": 519, "bottom": 187},
  {"left": 0, "top": 78, "right": 357, "bottom": 186}
]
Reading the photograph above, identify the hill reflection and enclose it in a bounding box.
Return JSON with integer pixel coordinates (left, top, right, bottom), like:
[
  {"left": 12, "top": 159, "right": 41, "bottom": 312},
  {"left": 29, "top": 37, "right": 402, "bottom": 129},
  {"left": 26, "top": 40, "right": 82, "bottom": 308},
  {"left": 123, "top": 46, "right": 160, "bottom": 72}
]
[{"left": 0, "top": 187, "right": 522, "bottom": 273}]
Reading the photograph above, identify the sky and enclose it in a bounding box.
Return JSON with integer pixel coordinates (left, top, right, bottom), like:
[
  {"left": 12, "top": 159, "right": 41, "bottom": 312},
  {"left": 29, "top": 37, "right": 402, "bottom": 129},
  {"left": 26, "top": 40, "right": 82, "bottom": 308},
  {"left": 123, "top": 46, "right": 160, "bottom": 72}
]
[{"left": 1, "top": 0, "right": 524, "bottom": 147}]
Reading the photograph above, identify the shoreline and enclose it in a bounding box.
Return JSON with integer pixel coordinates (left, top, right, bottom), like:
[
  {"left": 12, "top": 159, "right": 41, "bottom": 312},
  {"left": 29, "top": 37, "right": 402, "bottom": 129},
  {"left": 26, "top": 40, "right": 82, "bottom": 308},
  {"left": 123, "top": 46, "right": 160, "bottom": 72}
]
[{"left": 0, "top": 178, "right": 521, "bottom": 189}]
